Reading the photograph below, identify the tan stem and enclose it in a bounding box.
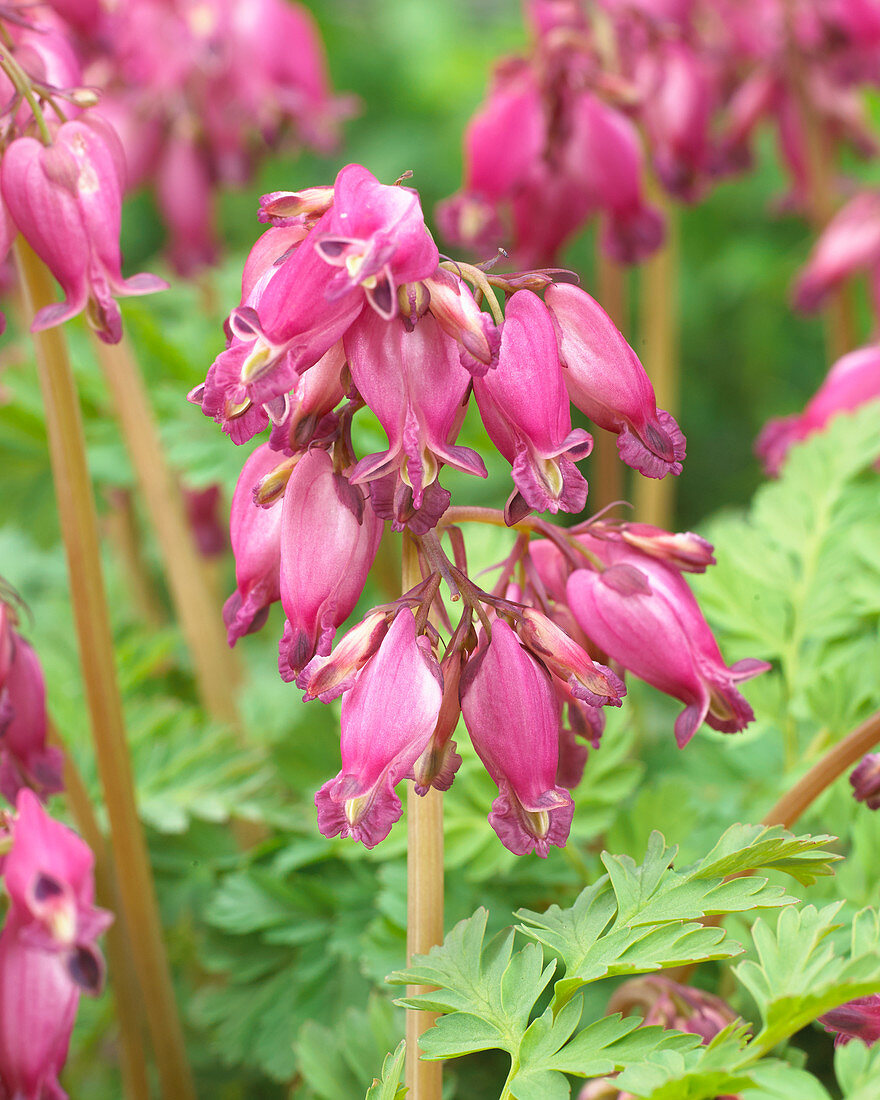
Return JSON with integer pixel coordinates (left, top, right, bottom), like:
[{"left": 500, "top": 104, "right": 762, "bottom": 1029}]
[
  {"left": 592, "top": 248, "right": 628, "bottom": 512},
  {"left": 102, "top": 489, "right": 166, "bottom": 630},
  {"left": 15, "top": 239, "right": 196, "bottom": 1100},
  {"left": 633, "top": 197, "right": 679, "bottom": 530},
  {"left": 49, "top": 721, "right": 151, "bottom": 1100},
  {"left": 762, "top": 709, "right": 880, "bottom": 829},
  {"left": 92, "top": 334, "right": 241, "bottom": 728},
  {"left": 403, "top": 532, "right": 444, "bottom": 1100}
]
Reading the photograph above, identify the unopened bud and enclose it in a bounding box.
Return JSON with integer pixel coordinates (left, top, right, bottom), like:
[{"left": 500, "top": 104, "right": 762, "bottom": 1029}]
[
  {"left": 851, "top": 754, "right": 880, "bottom": 810},
  {"left": 69, "top": 87, "right": 101, "bottom": 109}
]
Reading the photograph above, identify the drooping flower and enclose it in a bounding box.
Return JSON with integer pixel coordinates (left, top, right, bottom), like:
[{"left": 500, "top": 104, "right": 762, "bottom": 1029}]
[
  {"left": 0, "top": 790, "right": 111, "bottom": 1100},
  {"left": 755, "top": 345, "right": 880, "bottom": 477},
  {"left": 0, "top": 636, "right": 64, "bottom": 806},
  {"left": 1, "top": 115, "right": 167, "bottom": 343},
  {"left": 564, "top": 536, "right": 769, "bottom": 746},
  {"left": 544, "top": 282, "right": 685, "bottom": 478},
  {"left": 346, "top": 310, "right": 487, "bottom": 531},
  {"left": 459, "top": 620, "right": 573, "bottom": 856},
  {"left": 473, "top": 289, "right": 592, "bottom": 522},
  {"left": 850, "top": 753, "right": 880, "bottom": 811},
  {"left": 223, "top": 443, "right": 286, "bottom": 645},
  {"left": 277, "top": 449, "right": 382, "bottom": 680},
  {"left": 819, "top": 995, "right": 880, "bottom": 1046},
  {"left": 315, "top": 610, "right": 443, "bottom": 848},
  {"left": 792, "top": 191, "right": 880, "bottom": 314}
]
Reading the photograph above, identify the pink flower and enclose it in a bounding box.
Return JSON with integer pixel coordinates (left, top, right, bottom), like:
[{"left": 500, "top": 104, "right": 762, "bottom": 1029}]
[
  {"left": 565, "top": 537, "right": 769, "bottom": 747},
  {"left": 311, "top": 164, "right": 439, "bottom": 320},
  {"left": 315, "top": 610, "right": 443, "bottom": 848},
  {"left": 544, "top": 282, "right": 686, "bottom": 478},
  {"left": 460, "top": 620, "right": 573, "bottom": 856},
  {"left": 0, "top": 790, "right": 112, "bottom": 1100},
  {"left": 793, "top": 192, "right": 880, "bottom": 313},
  {"left": 850, "top": 753, "right": 880, "bottom": 810},
  {"left": 182, "top": 483, "right": 228, "bottom": 558},
  {"left": 223, "top": 444, "right": 285, "bottom": 645},
  {"left": 819, "top": 995, "right": 880, "bottom": 1046},
  {"left": 278, "top": 450, "right": 382, "bottom": 680},
  {"left": 154, "top": 132, "right": 218, "bottom": 278},
  {"left": 0, "top": 636, "right": 64, "bottom": 806},
  {"left": 346, "top": 310, "right": 486, "bottom": 530},
  {"left": 566, "top": 92, "right": 665, "bottom": 264},
  {"left": 1, "top": 115, "right": 167, "bottom": 344},
  {"left": 268, "top": 340, "right": 345, "bottom": 454},
  {"left": 755, "top": 345, "right": 880, "bottom": 477},
  {"left": 474, "top": 290, "right": 592, "bottom": 522}
]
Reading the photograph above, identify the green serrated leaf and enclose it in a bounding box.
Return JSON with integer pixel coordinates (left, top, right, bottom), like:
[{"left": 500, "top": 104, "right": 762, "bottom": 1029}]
[{"left": 364, "top": 1041, "right": 407, "bottom": 1100}]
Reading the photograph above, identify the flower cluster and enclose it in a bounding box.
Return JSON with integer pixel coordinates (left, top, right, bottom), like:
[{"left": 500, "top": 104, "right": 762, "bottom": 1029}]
[
  {"left": 440, "top": 0, "right": 880, "bottom": 268},
  {"left": 0, "top": 7, "right": 167, "bottom": 340},
  {"left": 195, "top": 163, "right": 765, "bottom": 856},
  {"left": 0, "top": 789, "right": 111, "bottom": 1100}
]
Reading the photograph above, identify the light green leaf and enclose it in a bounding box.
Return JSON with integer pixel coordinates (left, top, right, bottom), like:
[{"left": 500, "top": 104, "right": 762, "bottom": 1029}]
[{"left": 364, "top": 1041, "right": 407, "bottom": 1100}]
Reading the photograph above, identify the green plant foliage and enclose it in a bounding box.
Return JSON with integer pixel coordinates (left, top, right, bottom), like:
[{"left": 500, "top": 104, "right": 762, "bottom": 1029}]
[
  {"left": 364, "top": 1039, "right": 407, "bottom": 1100},
  {"left": 387, "top": 826, "right": 847, "bottom": 1098}
]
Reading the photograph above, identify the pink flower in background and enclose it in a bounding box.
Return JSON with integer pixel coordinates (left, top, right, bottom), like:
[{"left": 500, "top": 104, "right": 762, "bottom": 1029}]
[
  {"left": 0, "top": 790, "right": 111, "bottom": 1099},
  {"left": 545, "top": 282, "right": 685, "bottom": 478},
  {"left": 474, "top": 290, "right": 592, "bottom": 522},
  {"left": 277, "top": 449, "right": 382, "bottom": 680},
  {"left": 460, "top": 620, "right": 574, "bottom": 857},
  {"left": 1, "top": 115, "right": 167, "bottom": 343},
  {"left": 850, "top": 753, "right": 880, "bottom": 810},
  {"left": 755, "top": 345, "right": 880, "bottom": 477},
  {"left": 315, "top": 610, "right": 443, "bottom": 848},
  {"left": 819, "top": 995, "right": 880, "bottom": 1046},
  {"left": 0, "top": 637, "right": 64, "bottom": 806},
  {"left": 793, "top": 191, "right": 880, "bottom": 313}
]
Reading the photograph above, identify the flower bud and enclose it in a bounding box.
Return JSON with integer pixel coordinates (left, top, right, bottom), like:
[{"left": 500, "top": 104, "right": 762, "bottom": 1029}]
[{"left": 850, "top": 754, "right": 880, "bottom": 810}]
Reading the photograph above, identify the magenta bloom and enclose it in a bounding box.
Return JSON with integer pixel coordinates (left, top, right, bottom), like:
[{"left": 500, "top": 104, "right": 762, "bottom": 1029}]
[
  {"left": 278, "top": 450, "right": 382, "bottom": 680},
  {"left": 155, "top": 133, "right": 218, "bottom": 277},
  {"left": 793, "top": 191, "right": 880, "bottom": 313},
  {"left": 545, "top": 282, "right": 685, "bottom": 478},
  {"left": 850, "top": 753, "right": 880, "bottom": 810},
  {"left": 474, "top": 290, "right": 592, "bottom": 522},
  {"left": 312, "top": 163, "right": 439, "bottom": 320},
  {"left": 346, "top": 310, "right": 486, "bottom": 530},
  {"left": 460, "top": 620, "right": 573, "bottom": 857},
  {"left": 315, "top": 611, "right": 443, "bottom": 848},
  {"left": 223, "top": 444, "right": 286, "bottom": 645},
  {"left": 565, "top": 539, "right": 769, "bottom": 747},
  {"left": 819, "top": 995, "right": 880, "bottom": 1046},
  {"left": 0, "top": 790, "right": 111, "bottom": 1100},
  {"left": 0, "top": 637, "right": 64, "bottom": 806},
  {"left": 1, "top": 115, "right": 167, "bottom": 344},
  {"left": 755, "top": 345, "right": 880, "bottom": 477},
  {"left": 567, "top": 92, "right": 664, "bottom": 264}
]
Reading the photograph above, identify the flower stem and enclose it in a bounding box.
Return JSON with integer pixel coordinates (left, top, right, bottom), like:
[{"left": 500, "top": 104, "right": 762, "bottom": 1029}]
[
  {"left": 14, "top": 239, "right": 196, "bottom": 1100},
  {"left": 48, "top": 720, "right": 151, "bottom": 1100},
  {"left": 92, "top": 334, "right": 241, "bottom": 729},
  {"left": 762, "top": 708, "right": 880, "bottom": 829},
  {"left": 633, "top": 194, "right": 679, "bottom": 530},
  {"left": 592, "top": 246, "right": 627, "bottom": 512},
  {"left": 403, "top": 531, "right": 444, "bottom": 1100}
]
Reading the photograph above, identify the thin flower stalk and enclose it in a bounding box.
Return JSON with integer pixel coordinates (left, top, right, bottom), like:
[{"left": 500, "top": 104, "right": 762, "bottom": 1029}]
[
  {"left": 93, "top": 335, "right": 241, "bottom": 728},
  {"left": 14, "top": 239, "right": 196, "bottom": 1100},
  {"left": 633, "top": 196, "right": 680, "bottom": 529},
  {"left": 403, "top": 531, "right": 443, "bottom": 1100}
]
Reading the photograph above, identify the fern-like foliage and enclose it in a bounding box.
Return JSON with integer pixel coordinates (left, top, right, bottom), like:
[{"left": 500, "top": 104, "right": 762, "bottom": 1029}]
[{"left": 387, "top": 825, "right": 847, "bottom": 1098}]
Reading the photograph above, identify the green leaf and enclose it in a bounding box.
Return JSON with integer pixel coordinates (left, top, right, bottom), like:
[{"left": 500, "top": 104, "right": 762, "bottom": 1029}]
[
  {"left": 387, "top": 910, "right": 555, "bottom": 1058},
  {"left": 613, "top": 1024, "right": 756, "bottom": 1099},
  {"left": 835, "top": 1038, "right": 880, "bottom": 1100},
  {"left": 364, "top": 1040, "right": 407, "bottom": 1100},
  {"left": 516, "top": 825, "right": 837, "bottom": 1007},
  {"left": 736, "top": 903, "right": 880, "bottom": 1053}
]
